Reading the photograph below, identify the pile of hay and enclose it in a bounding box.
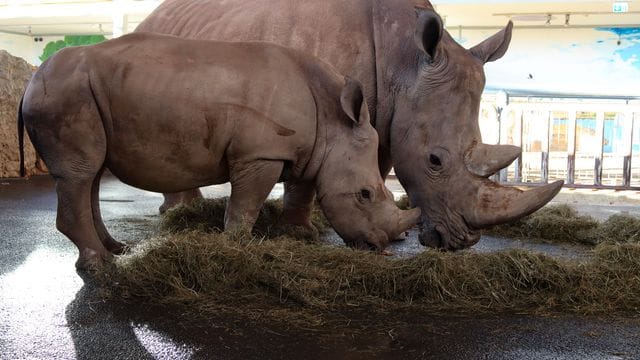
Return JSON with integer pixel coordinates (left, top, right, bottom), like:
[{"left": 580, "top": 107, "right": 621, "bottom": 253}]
[
  {"left": 98, "top": 199, "right": 640, "bottom": 325},
  {"left": 486, "top": 205, "right": 640, "bottom": 245},
  {"left": 160, "top": 197, "right": 329, "bottom": 242},
  {"left": 595, "top": 214, "right": 640, "bottom": 244},
  {"left": 100, "top": 230, "right": 640, "bottom": 319}
]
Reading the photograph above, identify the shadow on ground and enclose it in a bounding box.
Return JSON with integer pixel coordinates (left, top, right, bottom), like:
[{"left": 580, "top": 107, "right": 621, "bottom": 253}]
[{"left": 65, "top": 274, "right": 640, "bottom": 360}]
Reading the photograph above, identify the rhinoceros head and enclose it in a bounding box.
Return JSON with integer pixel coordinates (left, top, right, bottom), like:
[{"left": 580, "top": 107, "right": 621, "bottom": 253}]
[
  {"left": 391, "top": 10, "right": 563, "bottom": 250},
  {"left": 317, "top": 77, "right": 421, "bottom": 250}
]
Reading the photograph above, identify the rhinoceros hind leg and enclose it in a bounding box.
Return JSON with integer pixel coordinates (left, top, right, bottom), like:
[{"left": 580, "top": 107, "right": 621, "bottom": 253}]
[
  {"left": 279, "top": 180, "right": 317, "bottom": 232},
  {"left": 55, "top": 177, "right": 111, "bottom": 271},
  {"left": 159, "top": 189, "right": 203, "bottom": 214},
  {"left": 225, "top": 161, "right": 284, "bottom": 231},
  {"left": 90, "top": 168, "right": 127, "bottom": 255}
]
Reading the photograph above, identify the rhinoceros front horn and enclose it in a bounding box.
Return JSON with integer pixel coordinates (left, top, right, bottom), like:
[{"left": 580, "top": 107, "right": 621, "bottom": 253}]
[
  {"left": 466, "top": 179, "right": 564, "bottom": 228},
  {"left": 465, "top": 143, "right": 521, "bottom": 177}
]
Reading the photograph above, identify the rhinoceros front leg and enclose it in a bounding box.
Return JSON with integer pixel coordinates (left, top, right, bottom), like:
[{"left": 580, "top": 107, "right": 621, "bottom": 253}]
[
  {"left": 91, "top": 168, "right": 126, "bottom": 254},
  {"left": 224, "top": 160, "right": 284, "bottom": 231},
  {"left": 279, "top": 180, "right": 317, "bottom": 233},
  {"left": 159, "top": 189, "right": 203, "bottom": 214}
]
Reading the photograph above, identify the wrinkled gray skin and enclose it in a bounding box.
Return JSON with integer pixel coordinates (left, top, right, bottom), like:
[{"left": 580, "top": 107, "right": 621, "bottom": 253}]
[
  {"left": 19, "top": 33, "right": 420, "bottom": 270},
  {"left": 137, "top": 0, "right": 562, "bottom": 250}
]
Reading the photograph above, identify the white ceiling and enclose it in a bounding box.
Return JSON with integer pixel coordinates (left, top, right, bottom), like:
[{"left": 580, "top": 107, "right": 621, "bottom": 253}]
[
  {"left": 0, "top": 0, "right": 638, "bottom": 37},
  {"left": 434, "top": 0, "right": 640, "bottom": 29}
]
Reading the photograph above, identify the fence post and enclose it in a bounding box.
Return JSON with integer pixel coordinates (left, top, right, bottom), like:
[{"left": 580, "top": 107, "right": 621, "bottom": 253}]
[
  {"left": 567, "top": 108, "right": 577, "bottom": 185},
  {"left": 623, "top": 110, "right": 634, "bottom": 187},
  {"left": 595, "top": 111, "right": 605, "bottom": 186},
  {"left": 542, "top": 110, "right": 550, "bottom": 184},
  {"left": 516, "top": 109, "right": 523, "bottom": 183}
]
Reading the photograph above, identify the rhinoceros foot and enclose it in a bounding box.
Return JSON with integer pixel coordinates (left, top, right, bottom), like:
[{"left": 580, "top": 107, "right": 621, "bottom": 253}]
[
  {"left": 159, "top": 189, "right": 204, "bottom": 214},
  {"left": 104, "top": 237, "right": 128, "bottom": 255},
  {"left": 277, "top": 207, "right": 319, "bottom": 240},
  {"left": 75, "top": 248, "right": 113, "bottom": 272},
  {"left": 274, "top": 223, "right": 320, "bottom": 242}
]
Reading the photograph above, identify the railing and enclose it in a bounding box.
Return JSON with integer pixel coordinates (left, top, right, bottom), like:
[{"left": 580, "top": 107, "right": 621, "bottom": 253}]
[{"left": 480, "top": 92, "right": 640, "bottom": 189}]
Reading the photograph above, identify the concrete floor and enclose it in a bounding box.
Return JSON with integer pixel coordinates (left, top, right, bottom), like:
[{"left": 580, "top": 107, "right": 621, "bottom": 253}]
[{"left": 1, "top": 175, "right": 640, "bottom": 359}]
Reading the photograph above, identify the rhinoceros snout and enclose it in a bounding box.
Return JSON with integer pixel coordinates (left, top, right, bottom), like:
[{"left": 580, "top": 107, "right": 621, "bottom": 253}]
[{"left": 349, "top": 228, "right": 389, "bottom": 251}]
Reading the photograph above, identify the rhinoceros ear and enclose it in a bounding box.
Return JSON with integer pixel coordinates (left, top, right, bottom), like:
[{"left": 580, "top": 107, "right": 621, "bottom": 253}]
[
  {"left": 340, "top": 76, "right": 369, "bottom": 126},
  {"left": 414, "top": 9, "right": 444, "bottom": 61},
  {"left": 469, "top": 21, "right": 513, "bottom": 63}
]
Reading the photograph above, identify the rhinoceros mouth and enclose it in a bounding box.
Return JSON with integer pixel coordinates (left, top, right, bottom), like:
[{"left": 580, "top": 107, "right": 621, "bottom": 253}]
[
  {"left": 418, "top": 223, "right": 442, "bottom": 248},
  {"left": 348, "top": 239, "right": 388, "bottom": 253},
  {"left": 418, "top": 220, "right": 480, "bottom": 251}
]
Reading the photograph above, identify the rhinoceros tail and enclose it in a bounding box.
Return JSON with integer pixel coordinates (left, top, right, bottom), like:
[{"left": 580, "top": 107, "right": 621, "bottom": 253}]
[{"left": 18, "top": 96, "right": 25, "bottom": 177}]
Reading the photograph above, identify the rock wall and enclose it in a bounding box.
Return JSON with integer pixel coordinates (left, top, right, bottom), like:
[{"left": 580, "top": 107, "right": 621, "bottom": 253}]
[{"left": 0, "top": 50, "right": 41, "bottom": 178}]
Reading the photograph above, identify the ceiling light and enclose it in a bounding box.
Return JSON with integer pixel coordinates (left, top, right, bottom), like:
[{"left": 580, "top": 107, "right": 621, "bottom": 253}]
[{"left": 509, "top": 14, "right": 551, "bottom": 22}]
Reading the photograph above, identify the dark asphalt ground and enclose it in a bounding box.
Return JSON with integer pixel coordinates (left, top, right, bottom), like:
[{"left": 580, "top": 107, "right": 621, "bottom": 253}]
[{"left": 1, "top": 175, "right": 640, "bottom": 359}]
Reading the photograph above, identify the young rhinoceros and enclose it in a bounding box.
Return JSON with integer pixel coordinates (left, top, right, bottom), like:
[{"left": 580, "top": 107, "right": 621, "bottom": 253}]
[{"left": 19, "top": 33, "right": 420, "bottom": 270}]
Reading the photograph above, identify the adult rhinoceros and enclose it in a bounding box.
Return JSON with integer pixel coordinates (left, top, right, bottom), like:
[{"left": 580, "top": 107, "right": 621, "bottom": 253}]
[{"left": 136, "top": 0, "right": 563, "bottom": 250}]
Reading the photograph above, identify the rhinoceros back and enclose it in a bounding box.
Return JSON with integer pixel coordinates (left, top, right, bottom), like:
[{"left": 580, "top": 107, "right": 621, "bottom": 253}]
[
  {"left": 24, "top": 34, "right": 342, "bottom": 192},
  {"left": 136, "top": 0, "right": 378, "bottom": 115}
]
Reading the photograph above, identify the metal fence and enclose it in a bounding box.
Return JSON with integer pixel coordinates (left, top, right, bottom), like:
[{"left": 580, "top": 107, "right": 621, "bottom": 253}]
[{"left": 480, "top": 92, "right": 640, "bottom": 189}]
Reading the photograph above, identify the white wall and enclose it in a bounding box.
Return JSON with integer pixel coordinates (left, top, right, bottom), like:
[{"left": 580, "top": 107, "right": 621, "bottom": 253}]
[{"left": 0, "top": 33, "right": 64, "bottom": 65}]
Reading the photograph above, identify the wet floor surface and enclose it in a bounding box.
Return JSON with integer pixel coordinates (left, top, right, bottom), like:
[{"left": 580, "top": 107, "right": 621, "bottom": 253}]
[{"left": 1, "top": 175, "right": 640, "bottom": 359}]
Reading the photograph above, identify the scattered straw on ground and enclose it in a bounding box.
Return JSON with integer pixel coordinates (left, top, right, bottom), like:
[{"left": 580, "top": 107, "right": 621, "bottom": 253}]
[
  {"left": 595, "top": 214, "right": 640, "bottom": 244},
  {"left": 485, "top": 204, "right": 640, "bottom": 245},
  {"left": 163, "top": 199, "right": 640, "bottom": 247},
  {"left": 160, "top": 197, "right": 329, "bottom": 242}
]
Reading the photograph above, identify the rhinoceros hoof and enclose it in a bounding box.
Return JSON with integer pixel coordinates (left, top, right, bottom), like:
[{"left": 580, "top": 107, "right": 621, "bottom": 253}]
[
  {"left": 276, "top": 223, "right": 319, "bottom": 241},
  {"left": 75, "top": 249, "right": 112, "bottom": 272},
  {"left": 158, "top": 201, "right": 179, "bottom": 215},
  {"left": 104, "top": 238, "right": 128, "bottom": 255},
  {"left": 158, "top": 203, "right": 169, "bottom": 214},
  {"left": 159, "top": 199, "right": 181, "bottom": 214}
]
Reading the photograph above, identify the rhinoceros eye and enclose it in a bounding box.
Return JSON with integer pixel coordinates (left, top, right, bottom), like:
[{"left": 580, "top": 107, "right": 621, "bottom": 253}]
[
  {"left": 357, "top": 188, "right": 373, "bottom": 203},
  {"left": 360, "top": 189, "right": 371, "bottom": 200},
  {"left": 428, "top": 147, "right": 449, "bottom": 172},
  {"left": 429, "top": 154, "right": 442, "bottom": 167}
]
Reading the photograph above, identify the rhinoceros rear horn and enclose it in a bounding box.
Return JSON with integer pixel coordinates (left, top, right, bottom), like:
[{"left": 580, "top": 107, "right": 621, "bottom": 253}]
[
  {"left": 465, "top": 143, "right": 521, "bottom": 177},
  {"left": 340, "top": 76, "right": 369, "bottom": 126},
  {"left": 414, "top": 10, "right": 444, "bottom": 61}
]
